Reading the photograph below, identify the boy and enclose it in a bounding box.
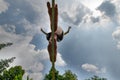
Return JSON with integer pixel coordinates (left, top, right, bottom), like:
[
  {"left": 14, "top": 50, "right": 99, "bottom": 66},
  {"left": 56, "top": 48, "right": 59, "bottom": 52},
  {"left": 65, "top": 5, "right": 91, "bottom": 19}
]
[{"left": 41, "top": 2, "right": 71, "bottom": 62}]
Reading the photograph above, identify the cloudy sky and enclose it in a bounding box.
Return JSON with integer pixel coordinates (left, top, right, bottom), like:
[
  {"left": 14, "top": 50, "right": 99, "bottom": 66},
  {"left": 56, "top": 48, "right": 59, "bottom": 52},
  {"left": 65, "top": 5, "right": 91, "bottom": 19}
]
[{"left": 0, "top": 0, "right": 120, "bottom": 80}]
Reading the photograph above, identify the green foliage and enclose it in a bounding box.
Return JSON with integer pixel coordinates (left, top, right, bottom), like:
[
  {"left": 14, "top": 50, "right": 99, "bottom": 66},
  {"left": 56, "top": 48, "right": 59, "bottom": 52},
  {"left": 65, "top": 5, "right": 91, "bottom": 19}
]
[
  {"left": 0, "top": 57, "right": 16, "bottom": 74},
  {"left": 44, "top": 68, "right": 78, "bottom": 80},
  {"left": 44, "top": 68, "right": 60, "bottom": 80},
  {"left": 0, "top": 57, "right": 33, "bottom": 80},
  {"left": 0, "top": 66, "right": 24, "bottom": 80},
  {"left": 63, "top": 70, "right": 78, "bottom": 80},
  {"left": 27, "top": 75, "right": 33, "bottom": 80},
  {"left": 85, "top": 75, "right": 107, "bottom": 80},
  {"left": 0, "top": 43, "right": 33, "bottom": 80},
  {"left": 0, "top": 43, "right": 13, "bottom": 50}
]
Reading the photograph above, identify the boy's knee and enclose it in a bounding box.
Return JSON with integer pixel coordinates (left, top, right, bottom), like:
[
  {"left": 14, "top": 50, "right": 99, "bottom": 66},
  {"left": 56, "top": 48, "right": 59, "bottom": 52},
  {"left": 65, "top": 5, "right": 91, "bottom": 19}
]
[{"left": 55, "top": 4, "right": 57, "bottom": 8}]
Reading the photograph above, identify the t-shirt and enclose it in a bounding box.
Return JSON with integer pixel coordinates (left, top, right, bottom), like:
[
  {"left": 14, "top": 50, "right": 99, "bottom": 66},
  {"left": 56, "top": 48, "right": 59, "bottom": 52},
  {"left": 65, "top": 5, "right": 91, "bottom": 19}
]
[{"left": 46, "top": 27, "right": 64, "bottom": 42}]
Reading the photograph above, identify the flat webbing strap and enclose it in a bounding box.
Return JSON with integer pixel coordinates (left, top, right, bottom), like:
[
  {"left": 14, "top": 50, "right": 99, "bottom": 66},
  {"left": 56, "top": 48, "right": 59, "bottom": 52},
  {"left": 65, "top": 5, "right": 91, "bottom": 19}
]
[{"left": 51, "top": 0, "right": 55, "bottom": 80}]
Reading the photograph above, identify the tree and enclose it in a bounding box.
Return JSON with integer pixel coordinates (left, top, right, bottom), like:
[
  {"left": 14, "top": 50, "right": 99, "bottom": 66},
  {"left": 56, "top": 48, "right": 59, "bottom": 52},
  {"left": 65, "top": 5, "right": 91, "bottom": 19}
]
[
  {"left": 63, "top": 70, "right": 78, "bottom": 80},
  {"left": 0, "top": 43, "right": 15, "bottom": 73},
  {"left": 1, "top": 66, "right": 25, "bottom": 80},
  {"left": 0, "top": 43, "right": 13, "bottom": 50},
  {"left": 85, "top": 75, "right": 107, "bottom": 80},
  {"left": 44, "top": 68, "right": 78, "bottom": 80},
  {"left": 0, "top": 58, "right": 33, "bottom": 80},
  {"left": 27, "top": 75, "right": 33, "bottom": 80},
  {"left": 0, "top": 57, "right": 16, "bottom": 74},
  {"left": 44, "top": 67, "right": 62, "bottom": 80},
  {"left": 0, "top": 57, "right": 24, "bottom": 80},
  {"left": 0, "top": 43, "right": 33, "bottom": 80}
]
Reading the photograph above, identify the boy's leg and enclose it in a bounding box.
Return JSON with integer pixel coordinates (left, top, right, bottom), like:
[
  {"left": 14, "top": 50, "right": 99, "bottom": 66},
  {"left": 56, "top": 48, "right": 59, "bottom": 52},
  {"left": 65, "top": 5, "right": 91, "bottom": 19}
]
[
  {"left": 48, "top": 40, "right": 57, "bottom": 62},
  {"left": 47, "top": 2, "right": 52, "bottom": 30},
  {"left": 54, "top": 4, "right": 58, "bottom": 32},
  {"left": 47, "top": 2, "right": 58, "bottom": 32}
]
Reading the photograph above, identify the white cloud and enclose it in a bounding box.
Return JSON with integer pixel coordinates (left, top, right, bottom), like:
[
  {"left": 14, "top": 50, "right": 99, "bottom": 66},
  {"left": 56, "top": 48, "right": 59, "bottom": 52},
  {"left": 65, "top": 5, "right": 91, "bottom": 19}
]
[
  {"left": 112, "top": 27, "right": 120, "bottom": 49},
  {"left": 23, "top": 72, "right": 43, "bottom": 80},
  {"left": 35, "top": 49, "right": 49, "bottom": 61},
  {"left": 29, "top": 73, "right": 43, "bottom": 80},
  {"left": 2, "top": 24, "right": 16, "bottom": 33},
  {"left": 80, "top": 0, "right": 104, "bottom": 11},
  {"left": 56, "top": 53, "right": 67, "bottom": 66},
  {"left": 60, "top": 1, "right": 90, "bottom": 26},
  {"left": 26, "top": 0, "right": 47, "bottom": 14},
  {"left": 0, "top": 0, "right": 9, "bottom": 13},
  {"left": 112, "top": 27, "right": 120, "bottom": 40},
  {"left": 82, "top": 63, "right": 99, "bottom": 73},
  {"left": 17, "top": 18, "right": 40, "bottom": 36},
  {"left": 0, "top": 26, "right": 18, "bottom": 43},
  {"left": 28, "top": 62, "right": 44, "bottom": 72},
  {"left": 18, "top": 45, "right": 47, "bottom": 80},
  {"left": 81, "top": 63, "right": 106, "bottom": 74},
  {"left": 35, "top": 49, "right": 67, "bottom": 67}
]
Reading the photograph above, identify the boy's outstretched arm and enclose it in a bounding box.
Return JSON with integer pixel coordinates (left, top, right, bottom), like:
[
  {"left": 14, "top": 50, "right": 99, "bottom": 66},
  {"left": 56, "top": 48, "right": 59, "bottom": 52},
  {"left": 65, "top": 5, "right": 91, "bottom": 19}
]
[
  {"left": 64, "top": 26, "right": 71, "bottom": 35},
  {"left": 41, "top": 28, "right": 48, "bottom": 35}
]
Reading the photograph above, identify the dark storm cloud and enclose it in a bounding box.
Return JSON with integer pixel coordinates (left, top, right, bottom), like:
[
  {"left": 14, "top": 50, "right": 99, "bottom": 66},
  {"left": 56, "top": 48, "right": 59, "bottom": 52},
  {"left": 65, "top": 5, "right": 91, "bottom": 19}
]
[
  {"left": 83, "top": 16, "right": 100, "bottom": 23},
  {"left": 1, "top": 0, "right": 38, "bottom": 24},
  {"left": 0, "top": 0, "right": 46, "bottom": 35},
  {"left": 60, "top": 3, "right": 90, "bottom": 26},
  {"left": 90, "top": 17, "right": 100, "bottom": 23},
  {"left": 97, "top": 1, "right": 116, "bottom": 17},
  {"left": 60, "top": 12, "right": 73, "bottom": 25}
]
